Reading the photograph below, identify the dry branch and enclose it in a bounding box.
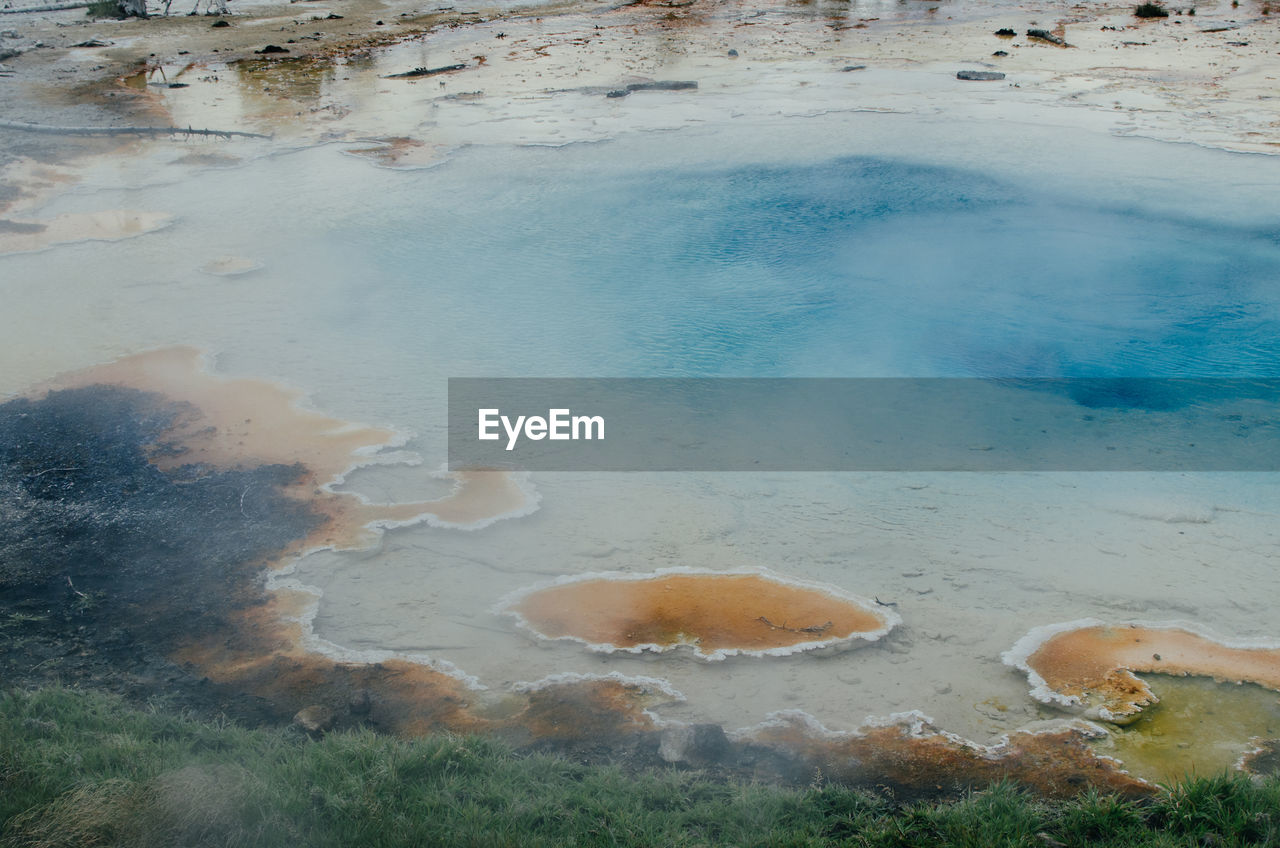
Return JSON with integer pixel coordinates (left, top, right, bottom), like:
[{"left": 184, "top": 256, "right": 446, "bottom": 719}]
[
  {"left": 0, "top": 119, "right": 269, "bottom": 139},
  {"left": 0, "top": 2, "right": 91, "bottom": 13}
]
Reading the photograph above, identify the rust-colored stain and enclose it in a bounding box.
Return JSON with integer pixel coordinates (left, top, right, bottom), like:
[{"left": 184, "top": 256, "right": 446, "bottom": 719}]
[
  {"left": 509, "top": 676, "right": 676, "bottom": 740},
  {"left": 1241, "top": 740, "right": 1280, "bottom": 777},
  {"left": 3, "top": 351, "right": 1186, "bottom": 798},
  {"left": 40, "top": 347, "right": 531, "bottom": 542},
  {"left": 503, "top": 572, "right": 894, "bottom": 657},
  {"left": 746, "top": 714, "right": 1151, "bottom": 800},
  {"left": 21, "top": 348, "right": 536, "bottom": 735},
  {"left": 1023, "top": 624, "right": 1280, "bottom": 723}
]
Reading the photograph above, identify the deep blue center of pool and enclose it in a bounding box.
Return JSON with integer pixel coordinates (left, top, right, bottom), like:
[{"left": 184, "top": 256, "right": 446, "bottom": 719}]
[{"left": 326, "top": 155, "right": 1280, "bottom": 379}]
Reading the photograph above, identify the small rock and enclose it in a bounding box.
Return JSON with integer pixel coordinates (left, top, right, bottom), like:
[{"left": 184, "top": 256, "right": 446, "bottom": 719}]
[
  {"left": 659, "top": 724, "right": 730, "bottom": 765},
  {"left": 293, "top": 704, "right": 334, "bottom": 734},
  {"left": 841, "top": 64, "right": 867, "bottom": 71},
  {"left": 1026, "top": 28, "right": 1069, "bottom": 46},
  {"left": 325, "top": 12, "right": 343, "bottom": 18},
  {"left": 659, "top": 726, "right": 695, "bottom": 763},
  {"left": 0, "top": 47, "right": 19, "bottom": 61},
  {"left": 992, "top": 49, "right": 1009, "bottom": 56},
  {"left": 957, "top": 70, "right": 1006, "bottom": 80},
  {"left": 727, "top": 48, "right": 738, "bottom": 57},
  {"left": 606, "top": 89, "right": 630, "bottom": 98},
  {"left": 210, "top": 19, "right": 229, "bottom": 26},
  {"left": 994, "top": 27, "right": 1017, "bottom": 35},
  {"left": 348, "top": 689, "right": 373, "bottom": 715},
  {"left": 255, "top": 44, "right": 289, "bottom": 54}
]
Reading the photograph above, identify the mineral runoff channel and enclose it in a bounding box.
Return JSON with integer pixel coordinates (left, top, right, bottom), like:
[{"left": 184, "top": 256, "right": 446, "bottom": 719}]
[{"left": 448, "top": 378, "right": 1280, "bottom": 472}]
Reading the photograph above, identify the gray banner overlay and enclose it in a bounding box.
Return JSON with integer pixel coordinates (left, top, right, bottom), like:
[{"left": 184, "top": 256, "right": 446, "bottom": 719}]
[{"left": 447, "top": 379, "right": 1280, "bottom": 471}]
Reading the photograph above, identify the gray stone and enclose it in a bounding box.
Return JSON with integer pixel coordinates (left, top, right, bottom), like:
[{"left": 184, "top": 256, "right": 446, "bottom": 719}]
[
  {"left": 293, "top": 704, "right": 335, "bottom": 734},
  {"left": 658, "top": 723, "right": 730, "bottom": 765},
  {"left": 348, "top": 689, "right": 372, "bottom": 715},
  {"left": 1026, "top": 28, "right": 1069, "bottom": 46}
]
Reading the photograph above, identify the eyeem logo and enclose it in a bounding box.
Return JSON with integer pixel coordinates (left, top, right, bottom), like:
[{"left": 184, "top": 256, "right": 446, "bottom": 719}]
[
  {"left": 451, "top": 378, "right": 1280, "bottom": 471},
  {"left": 478, "top": 408, "right": 605, "bottom": 451}
]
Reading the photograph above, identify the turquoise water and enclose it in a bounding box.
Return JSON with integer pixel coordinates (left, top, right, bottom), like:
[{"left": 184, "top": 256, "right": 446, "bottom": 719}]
[
  {"left": 10, "top": 135, "right": 1280, "bottom": 389},
  {"left": 288, "top": 153, "right": 1280, "bottom": 380}
]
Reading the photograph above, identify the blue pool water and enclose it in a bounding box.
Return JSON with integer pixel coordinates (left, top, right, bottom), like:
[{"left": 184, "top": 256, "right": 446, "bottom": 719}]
[{"left": 325, "top": 154, "right": 1280, "bottom": 381}]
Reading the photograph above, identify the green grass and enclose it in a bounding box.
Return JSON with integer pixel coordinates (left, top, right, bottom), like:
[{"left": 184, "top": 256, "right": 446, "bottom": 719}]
[{"left": 2, "top": 687, "right": 1278, "bottom": 847}]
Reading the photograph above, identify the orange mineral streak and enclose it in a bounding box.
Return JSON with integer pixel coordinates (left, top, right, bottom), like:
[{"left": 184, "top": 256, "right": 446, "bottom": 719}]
[
  {"left": 511, "top": 678, "right": 675, "bottom": 740},
  {"left": 1027, "top": 625, "right": 1280, "bottom": 722},
  {"left": 30, "top": 349, "right": 551, "bottom": 737},
  {"left": 172, "top": 587, "right": 671, "bottom": 739},
  {"left": 40, "top": 346, "right": 399, "bottom": 480},
  {"left": 0, "top": 210, "right": 172, "bottom": 256},
  {"left": 748, "top": 717, "right": 1151, "bottom": 800},
  {"left": 509, "top": 573, "right": 889, "bottom": 654},
  {"left": 345, "top": 137, "right": 447, "bottom": 169},
  {"left": 37, "top": 347, "right": 533, "bottom": 550},
  {"left": 171, "top": 591, "right": 486, "bottom": 736}
]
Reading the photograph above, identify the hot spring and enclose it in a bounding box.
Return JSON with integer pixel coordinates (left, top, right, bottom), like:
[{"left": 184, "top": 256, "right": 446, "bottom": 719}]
[{"left": 3, "top": 109, "right": 1279, "bottom": 784}]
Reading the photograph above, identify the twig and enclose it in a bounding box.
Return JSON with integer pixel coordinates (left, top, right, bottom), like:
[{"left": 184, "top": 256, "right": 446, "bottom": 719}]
[
  {"left": 28, "top": 466, "right": 80, "bottom": 478},
  {"left": 756, "top": 616, "right": 833, "bottom": 635},
  {"left": 0, "top": 119, "right": 270, "bottom": 139},
  {"left": 382, "top": 63, "right": 466, "bottom": 79},
  {"left": 65, "top": 575, "right": 88, "bottom": 599},
  {"left": 0, "top": 2, "right": 91, "bottom": 13}
]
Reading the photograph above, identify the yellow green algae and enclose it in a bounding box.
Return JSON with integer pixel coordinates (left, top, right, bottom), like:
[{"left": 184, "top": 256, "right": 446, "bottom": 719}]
[{"left": 1092, "top": 675, "right": 1280, "bottom": 783}]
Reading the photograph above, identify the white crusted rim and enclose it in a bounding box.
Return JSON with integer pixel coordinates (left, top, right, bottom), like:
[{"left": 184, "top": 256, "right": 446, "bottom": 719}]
[
  {"left": 1002, "top": 618, "right": 1280, "bottom": 709},
  {"left": 493, "top": 566, "right": 902, "bottom": 662},
  {"left": 509, "top": 670, "right": 686, "bottom": 701},
  {"left": 262, "top": 567, "right": 486, "bottom": 690},
  {"left": 423, "top": 469, "right": 542, "bottom": 531},
  {"left": 729, "top": 710, "right": 1131, "bottom": 770},
  {"left": 1236, "top": 738, "right": 1277, "bottom": 775},
  {"left": 1002, "top": 618, "right": 1107, "bottom": 708},
  {"left": 509, "top": 671, "right": 685, "bottom": 727}
]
